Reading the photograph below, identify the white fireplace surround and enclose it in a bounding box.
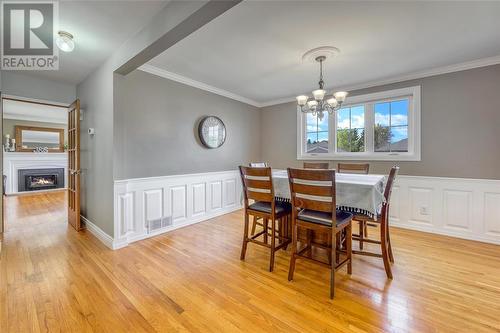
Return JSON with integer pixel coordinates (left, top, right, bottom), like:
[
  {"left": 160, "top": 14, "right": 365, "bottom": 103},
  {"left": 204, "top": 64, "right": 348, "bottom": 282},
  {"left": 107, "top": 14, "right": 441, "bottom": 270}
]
[{"left": 3, "top": 152, "right": 68, "bottom": 194}]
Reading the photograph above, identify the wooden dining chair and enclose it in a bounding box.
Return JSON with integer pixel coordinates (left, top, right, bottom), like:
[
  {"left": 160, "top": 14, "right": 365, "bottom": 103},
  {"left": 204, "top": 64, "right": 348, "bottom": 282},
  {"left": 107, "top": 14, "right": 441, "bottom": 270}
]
[
  {"left": 303, "top": 162, "right": 329, "bottom": 169},
  {"left": 337, "top": 163, "right": 371, "bottom": 241},
  {"left": 248, "top": 163, "right": 270, "bottom": 235},
  {"left": 287, "top": 168, "right": 353, "bottom": 298},
  {"left": 337, "top": 163, "right": 370, "bottom": 174},
  {"left": 351, "top": 166, "right": 399, "bottom": 279},
  {"left": 249, "top": 162, "right": 269, "bottom": 167},
  {"left": 239, "top": 166, "right": 291, "bottom": 272}
]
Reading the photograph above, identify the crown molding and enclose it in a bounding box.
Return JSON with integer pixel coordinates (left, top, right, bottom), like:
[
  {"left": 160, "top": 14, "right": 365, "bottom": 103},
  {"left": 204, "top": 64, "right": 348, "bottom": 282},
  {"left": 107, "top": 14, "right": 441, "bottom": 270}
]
[
  {"left": 138, "top": 64, "right": 262, "bottom": 107},
  {"left": 260, "top": 55, "right": 500, "bottom": 107},
  {"left": 140, "top": 55, "right": 500, "bottom": 109}
]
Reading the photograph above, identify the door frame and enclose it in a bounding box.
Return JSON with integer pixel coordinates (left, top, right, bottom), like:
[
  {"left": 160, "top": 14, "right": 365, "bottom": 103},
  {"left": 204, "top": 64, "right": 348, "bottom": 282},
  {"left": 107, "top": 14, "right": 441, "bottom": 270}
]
[{"left": 0, "top": 95, "right": 71, "bottom": 233}]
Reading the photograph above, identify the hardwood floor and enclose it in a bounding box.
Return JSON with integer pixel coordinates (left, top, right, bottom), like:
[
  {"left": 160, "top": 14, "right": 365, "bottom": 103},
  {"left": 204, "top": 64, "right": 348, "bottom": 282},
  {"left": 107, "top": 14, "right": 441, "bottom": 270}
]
[{"left": 1, "top": 192, "right": 500, "bottom": 332}]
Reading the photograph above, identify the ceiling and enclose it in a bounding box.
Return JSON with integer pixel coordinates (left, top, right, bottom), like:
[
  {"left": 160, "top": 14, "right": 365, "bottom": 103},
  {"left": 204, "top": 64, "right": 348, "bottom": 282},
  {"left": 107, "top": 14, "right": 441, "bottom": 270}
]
[
  {"left": 148, "top": 1, "right": 500, "bottom": 106},
  {"left": 18, "top": 1, "right": 168, "bottom": 85}
]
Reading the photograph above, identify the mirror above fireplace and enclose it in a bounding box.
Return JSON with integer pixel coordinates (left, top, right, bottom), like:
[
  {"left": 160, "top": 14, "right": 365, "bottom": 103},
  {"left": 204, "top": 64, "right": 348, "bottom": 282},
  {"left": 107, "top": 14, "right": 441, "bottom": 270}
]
[{"left": 15, "top": 125, "right": 64, "bottom": 152}]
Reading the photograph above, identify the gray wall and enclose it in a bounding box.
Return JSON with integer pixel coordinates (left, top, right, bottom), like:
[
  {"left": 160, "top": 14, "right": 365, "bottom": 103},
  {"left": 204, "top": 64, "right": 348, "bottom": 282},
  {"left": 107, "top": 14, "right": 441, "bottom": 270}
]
[
  {"left": 114, "top": 70, "right": 261, "bottom": 180},
  {"left": 260, "top": 64, "right": 500, "bottom": 180},
  {"left": 1, "top": 71, "right": 76, "bottom": 104},
  {"left": 77, "top": 62, "right": 115, "bottom": 236}
]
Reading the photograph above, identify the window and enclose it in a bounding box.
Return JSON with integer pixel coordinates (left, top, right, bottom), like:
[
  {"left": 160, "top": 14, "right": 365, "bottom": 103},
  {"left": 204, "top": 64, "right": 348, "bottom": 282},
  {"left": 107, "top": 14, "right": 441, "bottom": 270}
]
[
  {"left": 306, "top": 112, "right": 329, "bottom": 153},
  {"left": 297, "top": 86, "right": 421, "bottom": 161},
  {"left": 337, "top": 105, "right": 365, "bottom": 153}
]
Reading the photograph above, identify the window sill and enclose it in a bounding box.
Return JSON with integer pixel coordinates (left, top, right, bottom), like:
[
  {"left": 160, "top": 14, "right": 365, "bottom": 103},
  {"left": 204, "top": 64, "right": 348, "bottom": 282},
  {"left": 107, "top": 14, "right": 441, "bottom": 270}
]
[{"left": 298, "top": 152, "right": 421, "bottom": 161}]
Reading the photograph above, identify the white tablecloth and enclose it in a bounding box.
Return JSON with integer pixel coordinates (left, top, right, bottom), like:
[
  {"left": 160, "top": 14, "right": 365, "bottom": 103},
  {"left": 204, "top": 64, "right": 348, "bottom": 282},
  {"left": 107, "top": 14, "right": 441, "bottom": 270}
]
[{"left": 272, "top": 169, "right": 386, "bottom": 217}]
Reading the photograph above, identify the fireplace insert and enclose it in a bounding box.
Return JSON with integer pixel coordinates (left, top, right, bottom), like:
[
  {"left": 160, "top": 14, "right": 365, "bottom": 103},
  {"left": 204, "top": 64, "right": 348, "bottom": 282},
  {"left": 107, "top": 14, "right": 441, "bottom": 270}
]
[{"left": 18, "top": 168, "right": 65, "bottom": 192}]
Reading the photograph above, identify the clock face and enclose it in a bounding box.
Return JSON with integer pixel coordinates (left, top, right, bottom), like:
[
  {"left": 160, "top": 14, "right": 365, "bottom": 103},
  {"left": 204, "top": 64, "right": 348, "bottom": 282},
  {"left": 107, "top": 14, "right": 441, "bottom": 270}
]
[{"left": 198, "top": 116, "right": 226, "bottom": 148}]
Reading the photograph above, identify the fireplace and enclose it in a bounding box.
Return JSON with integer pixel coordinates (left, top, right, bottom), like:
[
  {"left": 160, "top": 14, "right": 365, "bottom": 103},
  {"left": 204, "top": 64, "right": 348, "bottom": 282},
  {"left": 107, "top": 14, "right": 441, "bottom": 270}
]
[{"left": 18, "top": 168, "right": 65, "bottom": 192}]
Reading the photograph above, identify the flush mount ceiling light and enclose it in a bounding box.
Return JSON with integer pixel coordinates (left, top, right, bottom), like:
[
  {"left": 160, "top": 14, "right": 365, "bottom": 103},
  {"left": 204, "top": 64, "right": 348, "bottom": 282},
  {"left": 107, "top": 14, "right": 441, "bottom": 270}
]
[
  {"left": 56, "top": 31, "right": 75, "bottom": 52},
  {"left": 296, "top": 46, "right": 348, "bottom": 121}
]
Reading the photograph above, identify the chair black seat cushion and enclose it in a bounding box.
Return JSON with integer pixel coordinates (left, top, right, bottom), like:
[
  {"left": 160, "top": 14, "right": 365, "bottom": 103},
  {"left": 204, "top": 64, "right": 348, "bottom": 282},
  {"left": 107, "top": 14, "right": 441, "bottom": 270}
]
[
  {"left": 297, "top": 209, "right": 353, "bottom": 226},
  {"left": 248, "top": 201, "right": 291, "bottom": 215}
]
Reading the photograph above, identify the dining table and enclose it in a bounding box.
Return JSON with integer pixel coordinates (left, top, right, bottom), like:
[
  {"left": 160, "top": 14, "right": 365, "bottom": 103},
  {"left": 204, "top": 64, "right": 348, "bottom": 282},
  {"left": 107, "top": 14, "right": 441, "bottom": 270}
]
[{"left": 271, "top": 169, "right": 386, "bottom": 219}]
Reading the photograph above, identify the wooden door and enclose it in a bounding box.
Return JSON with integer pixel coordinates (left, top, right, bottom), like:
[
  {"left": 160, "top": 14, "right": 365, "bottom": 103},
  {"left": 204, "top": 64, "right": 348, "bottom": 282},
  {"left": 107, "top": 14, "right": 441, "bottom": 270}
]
[{"left": 68, "top": 99, "right": 81, "bottom": 230}]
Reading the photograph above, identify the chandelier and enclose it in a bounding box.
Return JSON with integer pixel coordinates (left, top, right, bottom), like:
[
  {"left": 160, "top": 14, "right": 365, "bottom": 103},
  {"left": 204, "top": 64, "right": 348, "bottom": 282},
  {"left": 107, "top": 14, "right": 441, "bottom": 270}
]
[{"left": 296, "top": 53, "right": 348, "bottom": 121}]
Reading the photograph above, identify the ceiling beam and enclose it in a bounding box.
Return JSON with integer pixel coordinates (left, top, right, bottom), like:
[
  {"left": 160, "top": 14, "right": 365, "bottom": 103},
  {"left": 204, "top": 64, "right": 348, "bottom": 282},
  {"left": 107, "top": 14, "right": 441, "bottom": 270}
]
[{"left": 115, "top": 0, "right": 242, "bottom": 76}]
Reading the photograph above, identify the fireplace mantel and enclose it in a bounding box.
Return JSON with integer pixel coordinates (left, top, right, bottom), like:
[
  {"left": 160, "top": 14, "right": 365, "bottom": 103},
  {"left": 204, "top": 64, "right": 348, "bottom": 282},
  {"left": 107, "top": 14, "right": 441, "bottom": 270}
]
[{"left": 3, "top": 152, "right": 68, "bottom": 194}]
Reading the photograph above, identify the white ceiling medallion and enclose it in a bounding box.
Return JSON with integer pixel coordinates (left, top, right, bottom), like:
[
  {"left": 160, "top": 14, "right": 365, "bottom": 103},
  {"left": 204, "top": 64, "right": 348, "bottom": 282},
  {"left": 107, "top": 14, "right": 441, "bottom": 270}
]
[{"left": 301, "top": 46, "right": 340, "bottom": 63}]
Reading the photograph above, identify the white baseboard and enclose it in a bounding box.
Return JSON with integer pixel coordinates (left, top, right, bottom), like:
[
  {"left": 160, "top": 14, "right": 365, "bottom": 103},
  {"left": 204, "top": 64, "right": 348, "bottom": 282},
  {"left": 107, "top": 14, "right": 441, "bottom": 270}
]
[{"left": 81, "top": 215, "right": 116, "bottom": 249}]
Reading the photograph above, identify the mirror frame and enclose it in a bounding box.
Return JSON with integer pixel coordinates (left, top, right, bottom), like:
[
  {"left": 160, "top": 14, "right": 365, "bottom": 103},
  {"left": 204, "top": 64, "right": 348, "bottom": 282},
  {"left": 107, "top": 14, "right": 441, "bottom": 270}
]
[{"left": 15, "top": 125, "right": 64, "bottom": 153}]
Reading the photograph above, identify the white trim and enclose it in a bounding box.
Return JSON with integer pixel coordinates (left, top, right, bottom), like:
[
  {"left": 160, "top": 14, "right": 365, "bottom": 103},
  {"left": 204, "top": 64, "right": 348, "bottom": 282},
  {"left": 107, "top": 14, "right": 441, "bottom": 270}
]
[
  {"left": 89, "top": 174, "right": 500, "bottom": 248},
  {"left": 81, "top": 215, "right": 117, "bottom": 249},
  {"left": 138, "top": 64, "right": 261, "bottom": 107},
  {"left": 297, "top": 86, "right": 421, "bottom": 161},
  {"left": 2, "top": 94, "right": 69, "bottom": 108},
  {"left": 261, "top": 55, "right": 500, "bottom": 107},
  {"left": 388, "top": 175, "right": 500, "bottom": 245},
  {"left": 113, "top": 169, "right": 243, "bottom": 248}
]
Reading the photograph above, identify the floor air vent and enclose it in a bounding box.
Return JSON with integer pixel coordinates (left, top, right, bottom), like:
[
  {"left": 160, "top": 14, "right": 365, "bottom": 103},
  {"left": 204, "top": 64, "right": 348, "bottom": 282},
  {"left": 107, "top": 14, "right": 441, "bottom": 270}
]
[{"left": 147, "top": 216, "right": 173, "bottom": 233}]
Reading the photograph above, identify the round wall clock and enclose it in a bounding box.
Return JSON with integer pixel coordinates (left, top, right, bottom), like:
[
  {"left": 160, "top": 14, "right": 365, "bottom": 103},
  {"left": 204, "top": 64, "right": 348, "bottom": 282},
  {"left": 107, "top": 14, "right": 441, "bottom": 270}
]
[{"left": 198, "top": 116, "right": 226, "bottom": 149}]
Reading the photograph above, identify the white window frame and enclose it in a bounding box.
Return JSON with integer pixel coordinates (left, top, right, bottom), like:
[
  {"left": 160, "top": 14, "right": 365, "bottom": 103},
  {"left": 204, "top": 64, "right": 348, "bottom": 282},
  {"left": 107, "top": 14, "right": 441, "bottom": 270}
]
[{"left": 297, "top": 85, "right": 421, "bottom": 161}]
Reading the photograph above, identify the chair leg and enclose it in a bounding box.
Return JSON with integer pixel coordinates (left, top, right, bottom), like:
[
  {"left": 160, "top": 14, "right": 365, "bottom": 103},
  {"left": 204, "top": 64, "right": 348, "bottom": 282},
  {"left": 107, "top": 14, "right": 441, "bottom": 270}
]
[
  {"left": 288, "top": 222, "right": 297, "bottom": 281},
  {"left": 387, "top": 226, "right": 394, "bottom": 263},
  {"left": 364, "top": 222, "right": 368, "bottom": 238},
  {"left": 330, "top": 230, "right": 337, "bottom": 299},
  {"left": 270, "top": 218, "right": 276, "bottom": 272},
  {"left": 380, "top": 221, "right": 393, "bottom": 279},
  {"left": 251, "top": 216, "right": 257, "bottom": 236},
  {"left": 359, "top": 221, "right": 364, "bottom": 250},
  {"left": 240, "top": 213, "right": 249, "bottom": 260},
  {"left": 346, "top": 223, "right": 352, "bottom": 275},
  {"left": 283, "top": 216, "right": 289, "bottom": 250},
  {"left": 263, "top": 218, "right": 268, "bottom": 244}
]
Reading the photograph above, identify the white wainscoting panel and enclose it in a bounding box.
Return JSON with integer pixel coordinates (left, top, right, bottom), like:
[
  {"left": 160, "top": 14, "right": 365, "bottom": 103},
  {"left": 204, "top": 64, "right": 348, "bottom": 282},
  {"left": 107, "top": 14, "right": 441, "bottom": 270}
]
[
  {"left": 390, "top": 176, "right": 500, "bottom": 245},
  {"left": 113, "top": 170, "right": 242, "bottom": 247},
  {"left": 85, "top": 172, "right": 500, "bottom": 250}
]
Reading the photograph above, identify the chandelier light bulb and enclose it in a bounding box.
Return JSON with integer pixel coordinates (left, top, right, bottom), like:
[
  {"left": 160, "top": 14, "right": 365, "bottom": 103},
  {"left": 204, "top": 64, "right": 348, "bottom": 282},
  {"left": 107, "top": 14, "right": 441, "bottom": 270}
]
[
  {"left": 296, "top": 95, "right": 308, "bottom": 106},
  {"left": 56, "top": 31, "right": 75, "bottom": 52},
  {"left": 307, "top": 100, "right": 318, "bottom": 108},
  {"left": 327, "top": 98, "right": 338, "bottom": 107},
  {"left": 312, "top": 89, "right": 326, "bottom": 101},
  {"left": 333, "top": 91, "right": 348, "bottom": 103}
]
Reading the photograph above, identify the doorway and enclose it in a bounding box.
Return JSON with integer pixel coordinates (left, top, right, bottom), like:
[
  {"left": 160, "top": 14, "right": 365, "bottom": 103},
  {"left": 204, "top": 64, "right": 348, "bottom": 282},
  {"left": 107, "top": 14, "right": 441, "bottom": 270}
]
[{"left": 1, "top": 96, "right": 81, "bottom": 234}]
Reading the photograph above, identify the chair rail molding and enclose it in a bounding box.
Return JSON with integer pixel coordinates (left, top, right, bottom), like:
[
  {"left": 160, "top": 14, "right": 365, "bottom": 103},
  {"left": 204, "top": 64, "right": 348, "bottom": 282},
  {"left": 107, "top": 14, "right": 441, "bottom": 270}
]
[
  {"left": 109, "top": 170, "right": 243, "bottom": 249},
  {"left": 389, "top": 175, "right": 500, "bottom": 245}
]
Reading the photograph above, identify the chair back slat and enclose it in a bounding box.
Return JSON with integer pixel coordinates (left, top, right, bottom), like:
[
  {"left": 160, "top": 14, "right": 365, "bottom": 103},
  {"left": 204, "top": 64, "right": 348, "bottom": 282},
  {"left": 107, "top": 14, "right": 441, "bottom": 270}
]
[
  {"left": 303, "top": 162, "right": 329, "bottom": 169},
  {"left": 338, "top": 163, "right": 369, "bottom": 174},
  {"left": 288, "top": 168, "right": 336, "bottom": 214},
  {"left": 247, "top": 190, "right": 273, "bottom": 202},
  {"left": 244, "top": 178, "right": 272, "bottom": 189},
  {"left": 249, "top": 162, "right": 269, "bottom": 167},
  {"left": 293, "top": 197, "right": 333, "bottom": 212},
  {"left": 239, "top": 166, "right": 274, "bottom": 205},
  {"left": 290, "top": 182, "right": 333, "bottom": 197},
  {"left": 288, "top": 168, "right": 333, "bottom": 181}
]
